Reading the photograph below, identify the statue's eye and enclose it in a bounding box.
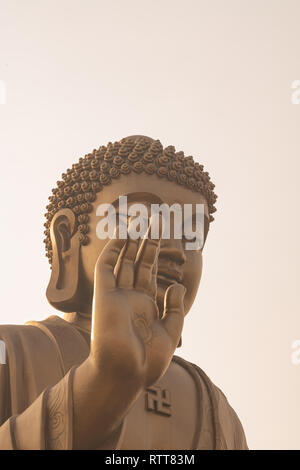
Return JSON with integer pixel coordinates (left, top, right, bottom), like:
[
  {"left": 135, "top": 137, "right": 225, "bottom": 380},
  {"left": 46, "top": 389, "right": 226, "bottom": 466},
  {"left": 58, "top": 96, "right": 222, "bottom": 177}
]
[
  {"left": 183, "top": 235, "right": 202, "bottom": 252},
  {"left": 182, "top": 234, "right": 197, "bottom": 242},
  {"left": 182, "top": 225, "right": 203, "bottom": 251},
  {"left": 182, "top": 213, "right": 206, "bottom": 251},
  {"left": 116, "top": 212, "right": 130, "bottom": 225},
  {"left": 116, "top": 213, "right": 150, "bottom": 239}
]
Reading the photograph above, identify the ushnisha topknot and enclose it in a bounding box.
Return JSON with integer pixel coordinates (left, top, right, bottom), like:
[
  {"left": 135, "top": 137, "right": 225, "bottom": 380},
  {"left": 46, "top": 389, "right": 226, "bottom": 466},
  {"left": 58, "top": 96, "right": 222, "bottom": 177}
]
[{"left": 44, "top": 135, "right": 218, "bottom": 264}]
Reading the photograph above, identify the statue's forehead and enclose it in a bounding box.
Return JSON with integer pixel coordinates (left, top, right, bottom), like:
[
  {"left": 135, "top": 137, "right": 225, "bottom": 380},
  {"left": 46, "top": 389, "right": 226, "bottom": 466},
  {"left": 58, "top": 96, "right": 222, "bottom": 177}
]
[
  {"left": 93, "top": 173, "right": 208, "bottom": 211},
  {"left": 93, "top": 173, "right": 206, "bottom": 202}
]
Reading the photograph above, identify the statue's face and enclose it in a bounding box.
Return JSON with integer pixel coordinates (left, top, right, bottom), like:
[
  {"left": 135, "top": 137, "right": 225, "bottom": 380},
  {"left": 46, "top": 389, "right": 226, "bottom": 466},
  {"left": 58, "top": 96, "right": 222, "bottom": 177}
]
[{"left": 80, "top": 172, "right": 209, "bottom": 317}]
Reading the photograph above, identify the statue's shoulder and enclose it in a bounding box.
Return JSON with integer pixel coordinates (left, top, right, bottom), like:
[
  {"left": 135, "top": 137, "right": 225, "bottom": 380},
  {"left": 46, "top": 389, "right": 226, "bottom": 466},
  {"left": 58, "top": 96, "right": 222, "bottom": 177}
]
[
  {"left": 0, "top": 322, "right": 31, "bottom": 339},
  {"left": 171, "top": 355, "right": 248, "bottom": 449},
  {"left": 27, "top": 315, "right": 90, "bottom": 373},
  {"left": 0, "top": 319, "right": 51, "bottom": 351},
  {"left": 0, "top": 316, "right": 69, "bottom": 371},
  {"left": 0, "top": 315, "right": 90, "bottom": 417},
  {"left": 0, "top": 314, "right": 64, "bottom": 336},
  {"left": 0, "top": 314, "right": 89, "bottom": 373},
  {"left": 0, "top": 315, "right": 72, "bottom": 347}
]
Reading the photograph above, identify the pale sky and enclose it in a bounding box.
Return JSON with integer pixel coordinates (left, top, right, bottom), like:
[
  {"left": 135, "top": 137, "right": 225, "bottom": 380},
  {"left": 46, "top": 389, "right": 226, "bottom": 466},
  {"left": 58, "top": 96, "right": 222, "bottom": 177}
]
[{"left": 0, "top": 0, "right": 300, "bottom": 449}]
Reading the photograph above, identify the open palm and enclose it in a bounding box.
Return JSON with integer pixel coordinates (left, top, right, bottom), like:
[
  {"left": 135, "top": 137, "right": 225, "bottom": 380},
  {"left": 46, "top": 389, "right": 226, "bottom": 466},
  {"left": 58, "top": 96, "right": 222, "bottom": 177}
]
[{"left": 90, "top": 225, "right": 186, "bottom": 387}]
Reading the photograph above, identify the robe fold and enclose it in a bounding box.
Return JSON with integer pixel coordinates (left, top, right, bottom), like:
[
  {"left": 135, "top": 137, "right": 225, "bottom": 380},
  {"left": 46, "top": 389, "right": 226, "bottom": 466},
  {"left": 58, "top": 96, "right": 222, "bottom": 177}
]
[{"left": 0, "top": 315, "right": 247, "bottom": 449}]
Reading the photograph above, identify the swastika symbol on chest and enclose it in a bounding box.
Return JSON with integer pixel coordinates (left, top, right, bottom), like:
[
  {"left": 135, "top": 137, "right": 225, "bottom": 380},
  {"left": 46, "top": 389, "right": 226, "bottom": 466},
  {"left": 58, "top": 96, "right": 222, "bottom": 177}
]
[{"left": 145, "top": 386, "right": 172, "bottom": 417}]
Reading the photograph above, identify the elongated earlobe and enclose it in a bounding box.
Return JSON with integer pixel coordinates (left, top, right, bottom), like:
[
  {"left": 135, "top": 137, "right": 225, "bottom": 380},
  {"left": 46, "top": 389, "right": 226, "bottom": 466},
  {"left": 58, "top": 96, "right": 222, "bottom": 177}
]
[{"left": 46, "top": 209, "right": 81, "bottom": 312}]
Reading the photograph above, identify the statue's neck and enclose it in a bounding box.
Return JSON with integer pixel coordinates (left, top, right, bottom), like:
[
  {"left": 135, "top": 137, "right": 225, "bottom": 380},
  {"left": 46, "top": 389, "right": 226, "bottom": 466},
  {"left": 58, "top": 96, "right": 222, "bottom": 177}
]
[{"left": 64, "top": 312, "right": 91, "bottom": 334}]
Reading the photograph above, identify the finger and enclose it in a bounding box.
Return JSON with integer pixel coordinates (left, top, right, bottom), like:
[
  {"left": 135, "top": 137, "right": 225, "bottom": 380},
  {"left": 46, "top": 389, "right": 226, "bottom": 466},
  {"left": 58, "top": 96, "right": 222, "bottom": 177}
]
[
  {"left": 148, "top": 213, "right": 163, "bottom": 298},
  {"left": 161, "top": 283, "right": 186, "bottom": 347},
  {"left": 94, "top": 236, "right": 126, "bottom": 289},
  {"left": 135, "top": 237, "right": 160, "bottom": 295},
  {"left": 149, "top": 254, "right": 158, "bottom": 300},
  {"left": 116, "top": 237, "right": 140, "bottom": 288}
]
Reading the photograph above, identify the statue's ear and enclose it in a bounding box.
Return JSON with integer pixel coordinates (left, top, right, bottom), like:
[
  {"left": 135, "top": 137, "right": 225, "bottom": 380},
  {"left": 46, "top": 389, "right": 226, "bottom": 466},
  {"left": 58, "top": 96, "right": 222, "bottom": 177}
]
[{"left": 46, "top": 208, "right": 81, "bottom": 312}]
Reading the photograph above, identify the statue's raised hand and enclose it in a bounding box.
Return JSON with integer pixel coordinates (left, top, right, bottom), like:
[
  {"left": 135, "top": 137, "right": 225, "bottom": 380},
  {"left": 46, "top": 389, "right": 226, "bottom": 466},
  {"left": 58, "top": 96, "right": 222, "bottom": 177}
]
[{"left": 89, "top": 221, "right": 186, "bottom": 387}]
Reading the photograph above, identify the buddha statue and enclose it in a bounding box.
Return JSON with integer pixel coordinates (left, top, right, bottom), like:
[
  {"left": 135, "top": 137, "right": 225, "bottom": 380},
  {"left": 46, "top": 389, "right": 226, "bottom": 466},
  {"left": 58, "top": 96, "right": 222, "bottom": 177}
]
[{"left": 0, "top": 136, "right": 247, "bottom": 449}]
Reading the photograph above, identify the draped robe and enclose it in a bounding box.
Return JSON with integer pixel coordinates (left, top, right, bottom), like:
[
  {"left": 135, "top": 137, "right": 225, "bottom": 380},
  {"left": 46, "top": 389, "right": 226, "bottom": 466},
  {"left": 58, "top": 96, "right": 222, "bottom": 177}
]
[{"left": 0, "top": 315, "right": 247, "bottom": 449}]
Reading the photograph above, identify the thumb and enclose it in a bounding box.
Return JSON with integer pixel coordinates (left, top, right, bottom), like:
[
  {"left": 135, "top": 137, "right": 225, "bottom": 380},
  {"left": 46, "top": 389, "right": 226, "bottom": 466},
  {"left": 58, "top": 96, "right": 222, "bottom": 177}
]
[{"left": 161, "top": 283, "right": 186, "bottom": 344}]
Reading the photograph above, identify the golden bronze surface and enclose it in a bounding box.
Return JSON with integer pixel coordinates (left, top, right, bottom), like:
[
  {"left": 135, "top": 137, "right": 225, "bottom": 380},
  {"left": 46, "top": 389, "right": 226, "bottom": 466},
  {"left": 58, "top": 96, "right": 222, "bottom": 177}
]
[{"left": 0, "top": 136, "right": 247, "bottom": 449}]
